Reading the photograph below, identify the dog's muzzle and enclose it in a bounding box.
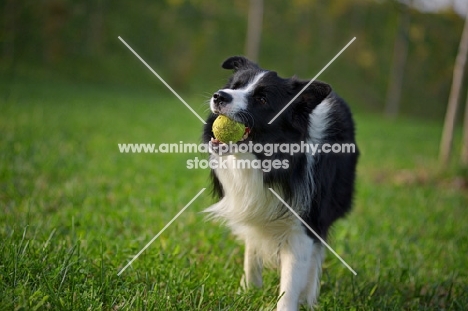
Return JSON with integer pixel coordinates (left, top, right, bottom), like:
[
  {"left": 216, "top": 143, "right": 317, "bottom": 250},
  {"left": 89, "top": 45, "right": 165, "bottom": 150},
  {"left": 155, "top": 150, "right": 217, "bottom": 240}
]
[{"left": 212, "top": 90, "right": 232, "bottom": 109}]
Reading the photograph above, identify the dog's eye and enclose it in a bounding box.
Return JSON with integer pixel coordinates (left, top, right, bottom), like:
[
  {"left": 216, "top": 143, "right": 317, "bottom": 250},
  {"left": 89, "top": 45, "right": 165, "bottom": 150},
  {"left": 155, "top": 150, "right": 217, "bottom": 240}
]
[
  {"left": 232, "top": 82, "right": 242, "bottom": 89},
  {"left": 256, "top": 97, "right": 267, "bottom": 105}
]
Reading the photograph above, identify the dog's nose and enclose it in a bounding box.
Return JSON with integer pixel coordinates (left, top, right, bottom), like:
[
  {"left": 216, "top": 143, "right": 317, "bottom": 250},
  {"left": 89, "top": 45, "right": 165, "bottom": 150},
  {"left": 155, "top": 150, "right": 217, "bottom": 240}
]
[{"left": 213, "top": 91, "right": 232, "bottom": 106}]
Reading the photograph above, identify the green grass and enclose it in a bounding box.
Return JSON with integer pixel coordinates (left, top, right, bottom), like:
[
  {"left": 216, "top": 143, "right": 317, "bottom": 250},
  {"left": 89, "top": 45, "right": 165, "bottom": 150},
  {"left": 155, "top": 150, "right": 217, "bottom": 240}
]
[{"left": 1, "top": 80, "right": 467, "bottom": 310}]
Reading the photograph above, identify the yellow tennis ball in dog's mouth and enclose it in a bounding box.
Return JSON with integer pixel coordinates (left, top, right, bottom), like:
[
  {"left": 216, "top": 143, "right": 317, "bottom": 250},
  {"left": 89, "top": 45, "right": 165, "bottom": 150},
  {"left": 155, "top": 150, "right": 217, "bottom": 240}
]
[{"left": 212, "top": 115, "right": 246, "bottom": 143}]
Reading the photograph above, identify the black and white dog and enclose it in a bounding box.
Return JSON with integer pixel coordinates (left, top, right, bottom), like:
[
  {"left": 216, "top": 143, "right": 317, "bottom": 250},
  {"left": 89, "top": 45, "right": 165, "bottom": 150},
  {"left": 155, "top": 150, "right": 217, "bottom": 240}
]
[{"left": 203, "top": 56, "right": 358, "bottom": 310}]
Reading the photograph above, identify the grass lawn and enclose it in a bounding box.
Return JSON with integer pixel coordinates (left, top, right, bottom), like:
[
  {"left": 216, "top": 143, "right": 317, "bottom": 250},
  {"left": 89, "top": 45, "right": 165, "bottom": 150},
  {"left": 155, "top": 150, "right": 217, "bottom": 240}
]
[{"left": 1, "top": 80, "right": 467, "bottom": 310}]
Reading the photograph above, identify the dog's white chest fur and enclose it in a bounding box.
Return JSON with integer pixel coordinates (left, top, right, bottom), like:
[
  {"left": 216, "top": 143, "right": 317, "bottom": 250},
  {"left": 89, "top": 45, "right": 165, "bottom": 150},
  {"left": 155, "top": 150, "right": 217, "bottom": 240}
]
[
  {"left": 205, "top": 152, "right": 303, "bottom": 266},
  {"left": 208, "top": 153, "right": 278, "bottom": 223}
]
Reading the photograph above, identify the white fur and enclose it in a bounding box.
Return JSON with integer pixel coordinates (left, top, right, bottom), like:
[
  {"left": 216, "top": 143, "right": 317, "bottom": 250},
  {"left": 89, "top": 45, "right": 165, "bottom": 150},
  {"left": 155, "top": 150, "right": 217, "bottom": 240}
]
[
  {"left": 308, "top": 98, "right": 332, "bottom": 144},
  {"left": 276, "top": 242, "right": 325, "bottom": 309},
  {"left": 291, "top": 98, "right": 333, "bottom": 216},
  {"left": 205, "top": 98, "right": 333, "bottom": 311}
]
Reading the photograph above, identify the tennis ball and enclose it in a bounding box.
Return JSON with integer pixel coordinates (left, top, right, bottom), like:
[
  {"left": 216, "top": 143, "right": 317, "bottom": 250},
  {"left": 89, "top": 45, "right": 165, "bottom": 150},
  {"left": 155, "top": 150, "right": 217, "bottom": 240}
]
[{"left": 212, "top": 115, "right": 245, "bottom": 143}]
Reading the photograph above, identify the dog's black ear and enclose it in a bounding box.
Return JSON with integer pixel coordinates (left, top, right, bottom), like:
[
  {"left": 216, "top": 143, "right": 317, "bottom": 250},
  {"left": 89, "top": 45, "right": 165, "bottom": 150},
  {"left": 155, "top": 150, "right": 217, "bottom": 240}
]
[
  {"left": 290, "top": 78, "right": 332, "bottom": 109},
  {"left": 288, "top": 79, "right": 332, "bottom": 135},
  {"left": 222, "top": 56, "right": 259, "bottom": 72}
]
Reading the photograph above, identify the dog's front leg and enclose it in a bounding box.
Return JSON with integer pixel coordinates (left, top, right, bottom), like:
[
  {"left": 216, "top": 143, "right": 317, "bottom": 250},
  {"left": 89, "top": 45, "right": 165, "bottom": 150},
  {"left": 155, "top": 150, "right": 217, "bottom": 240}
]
[
  {"left": 277, "top": 232, "right": 314, "bottom": 311},
  {"left": 302, "top": 243, "right": 324, "bottom": 308},
  {"left": 240, "top": 239, "right": 263, "bottom": 289}
]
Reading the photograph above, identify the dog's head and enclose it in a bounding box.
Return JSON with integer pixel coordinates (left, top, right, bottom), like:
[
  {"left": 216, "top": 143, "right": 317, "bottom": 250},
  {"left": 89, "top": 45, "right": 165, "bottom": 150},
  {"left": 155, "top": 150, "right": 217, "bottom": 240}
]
[{"left": 205, "top": 56, "right": 332, "bottom": 144}]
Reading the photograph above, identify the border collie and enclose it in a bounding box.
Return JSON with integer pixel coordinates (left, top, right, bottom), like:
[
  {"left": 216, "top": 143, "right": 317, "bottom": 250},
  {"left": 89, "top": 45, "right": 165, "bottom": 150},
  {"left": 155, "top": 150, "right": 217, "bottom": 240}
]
[{"left": 202, "top": 56, "right": 358, "bottom": 310}]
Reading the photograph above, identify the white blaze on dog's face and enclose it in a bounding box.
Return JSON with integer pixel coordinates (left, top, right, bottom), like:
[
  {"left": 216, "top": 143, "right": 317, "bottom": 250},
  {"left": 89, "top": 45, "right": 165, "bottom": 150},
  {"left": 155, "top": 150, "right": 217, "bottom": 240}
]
[{"left": 210, "top": 71, "right": 267, "bottom": 117}]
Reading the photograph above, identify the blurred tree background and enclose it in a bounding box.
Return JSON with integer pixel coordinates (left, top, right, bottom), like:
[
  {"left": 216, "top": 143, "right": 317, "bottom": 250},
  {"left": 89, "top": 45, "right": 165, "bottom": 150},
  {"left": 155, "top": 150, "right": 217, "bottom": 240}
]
[{"left": 1, "top": 0, "right": 466, "bottom": 120}]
